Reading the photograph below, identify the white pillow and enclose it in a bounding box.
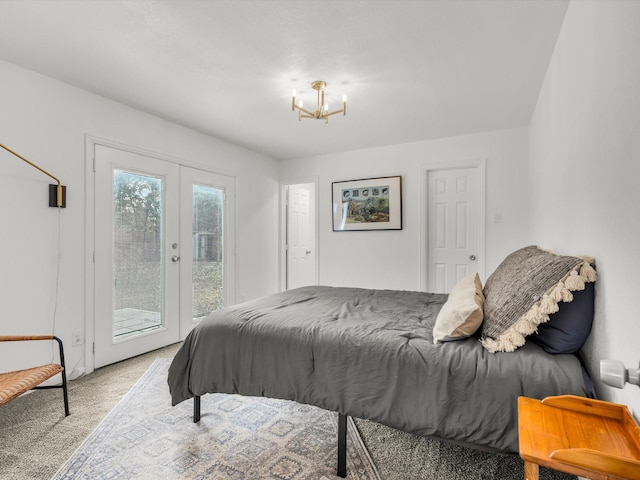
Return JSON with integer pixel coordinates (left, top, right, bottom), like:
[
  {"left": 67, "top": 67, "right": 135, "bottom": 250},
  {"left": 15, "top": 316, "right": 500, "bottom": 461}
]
[{"left": 433, "top": 272, "right": 484, "bottom": 343}]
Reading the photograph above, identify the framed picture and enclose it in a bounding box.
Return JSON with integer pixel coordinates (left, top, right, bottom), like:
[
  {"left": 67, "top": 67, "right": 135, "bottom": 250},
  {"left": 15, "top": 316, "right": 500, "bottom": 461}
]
[{"left": 331, "top": 176, "right": 402, "bottom": 231}]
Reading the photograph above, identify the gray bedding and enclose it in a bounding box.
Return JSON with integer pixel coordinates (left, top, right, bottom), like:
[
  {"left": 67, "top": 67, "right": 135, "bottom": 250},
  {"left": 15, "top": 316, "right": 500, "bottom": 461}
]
[{"left": 168, "top": 285, "right": 587, "bottom": 453}]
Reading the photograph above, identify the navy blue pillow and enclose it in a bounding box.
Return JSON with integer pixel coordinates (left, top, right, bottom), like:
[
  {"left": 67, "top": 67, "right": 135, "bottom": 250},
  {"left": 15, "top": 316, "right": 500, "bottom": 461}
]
[{"left": 531, "top": 281, "right": 595, "bottom": 354}]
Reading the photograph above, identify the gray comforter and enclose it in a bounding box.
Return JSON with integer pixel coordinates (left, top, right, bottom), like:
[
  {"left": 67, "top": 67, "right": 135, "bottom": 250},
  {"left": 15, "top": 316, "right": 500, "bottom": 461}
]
[{"left": 168, "top": 285, "right": 587, "bottom": 452}]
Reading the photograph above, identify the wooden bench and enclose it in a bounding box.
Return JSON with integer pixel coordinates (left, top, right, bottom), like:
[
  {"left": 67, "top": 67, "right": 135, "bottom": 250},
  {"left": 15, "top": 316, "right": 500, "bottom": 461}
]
[{"left": 0, "top": 335, "right": 69, "bottom": 416}]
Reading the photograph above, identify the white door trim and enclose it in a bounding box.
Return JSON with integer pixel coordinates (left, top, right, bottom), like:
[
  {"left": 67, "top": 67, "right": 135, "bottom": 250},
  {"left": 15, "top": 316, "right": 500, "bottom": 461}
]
[
  {"left": 279, "top": 176, "right": 319, "bottom": 292},
  {"left": 85, "top": 134, "right": 237, "bottom": 373},
  {"left": 420, "top": 158, "right": 486, "bottom": 292}
]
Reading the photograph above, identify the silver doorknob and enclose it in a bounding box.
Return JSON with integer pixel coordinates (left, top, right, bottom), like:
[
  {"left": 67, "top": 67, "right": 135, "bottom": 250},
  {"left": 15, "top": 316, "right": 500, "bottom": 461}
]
[
  {"left": 172, "top": 255, "right": 181, "bottom": 262},
  {"left": 469, "top": 255, "right": 477, "bottom": 261},
  {"left": 306, "top": 250, "right": 311, "bottom": 255}
]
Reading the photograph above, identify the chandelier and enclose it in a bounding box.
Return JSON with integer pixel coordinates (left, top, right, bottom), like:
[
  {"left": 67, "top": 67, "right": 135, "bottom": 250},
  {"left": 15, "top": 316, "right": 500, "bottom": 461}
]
[{"left": 291, "top": 81, "right": 347, "bottom": 123}]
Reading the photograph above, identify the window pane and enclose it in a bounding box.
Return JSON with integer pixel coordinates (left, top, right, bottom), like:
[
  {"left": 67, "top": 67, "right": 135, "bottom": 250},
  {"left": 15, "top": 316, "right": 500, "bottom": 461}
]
[
  {"left": 192, "top": 184, "right": 224, "bottom": 319},
  {"left": 112, "top": 170, "right": 163, "bottom": 340}
]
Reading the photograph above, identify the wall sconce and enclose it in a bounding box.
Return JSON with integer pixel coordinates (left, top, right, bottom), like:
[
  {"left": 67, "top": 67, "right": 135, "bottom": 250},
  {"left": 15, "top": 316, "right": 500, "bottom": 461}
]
[
  {"left": 600, "top": 359, "right": 640, "bottom": 389},
  {"left": 1, "top": 143, "right": 66, "bottom": 208}
]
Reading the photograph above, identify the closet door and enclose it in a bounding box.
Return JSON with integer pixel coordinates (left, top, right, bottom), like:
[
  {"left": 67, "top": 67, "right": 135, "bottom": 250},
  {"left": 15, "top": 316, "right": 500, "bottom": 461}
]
[{"left": 426, "top": 165, "right": 482, "bottom": 293}]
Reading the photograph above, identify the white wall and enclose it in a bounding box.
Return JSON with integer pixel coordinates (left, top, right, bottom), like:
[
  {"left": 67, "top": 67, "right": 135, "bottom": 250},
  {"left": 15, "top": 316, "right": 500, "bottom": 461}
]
[
  {"left": 0, "top": 59, "right": 280, "bottom": 377},
  {"left": 280, "top": 127, "right": 530, "bottom": 291},
  {"left": 529, "top": 1, "right": 640, "bottom": 412}
]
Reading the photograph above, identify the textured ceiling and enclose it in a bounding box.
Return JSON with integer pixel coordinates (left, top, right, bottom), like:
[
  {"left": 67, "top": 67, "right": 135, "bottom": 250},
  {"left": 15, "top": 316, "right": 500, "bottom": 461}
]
[{"left": 0, "top": 0, "right": 569, "bottom": 160}]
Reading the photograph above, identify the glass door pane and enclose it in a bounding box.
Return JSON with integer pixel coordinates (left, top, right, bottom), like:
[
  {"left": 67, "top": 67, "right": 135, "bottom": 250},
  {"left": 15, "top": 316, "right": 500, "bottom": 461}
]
[
  {"left": 112, "top": 169, "right": 164, "bottom": 340},
  {"left": 192, "top": 184, "right": 224, "bottom": 320}
]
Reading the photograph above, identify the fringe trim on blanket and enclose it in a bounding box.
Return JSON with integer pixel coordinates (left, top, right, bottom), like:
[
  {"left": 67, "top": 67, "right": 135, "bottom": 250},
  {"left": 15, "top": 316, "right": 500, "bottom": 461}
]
[{"left": 481, "top": 260, "right": 597, "bottom": 353}]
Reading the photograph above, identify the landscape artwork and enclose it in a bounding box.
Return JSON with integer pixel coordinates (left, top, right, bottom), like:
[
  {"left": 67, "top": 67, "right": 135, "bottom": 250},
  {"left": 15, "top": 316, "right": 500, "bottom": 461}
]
[
  {"left": 332, "top": 176, "right": 402, "bottom": 231},
  {"left": 342, "top": 185, "right": 390, "bottom": 224}
]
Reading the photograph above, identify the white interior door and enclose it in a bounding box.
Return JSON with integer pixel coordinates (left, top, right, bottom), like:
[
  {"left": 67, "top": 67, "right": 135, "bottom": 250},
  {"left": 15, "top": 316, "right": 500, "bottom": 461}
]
[
  {"left": 179, "top": 166, "right": 235, "bottom": 339},
  {"left": 427, "top": 166, "right": 483, "bottom": 293},
  {"left": 94, "top": 145, "right": 180, "bottom": 368},
  {"left": 286, "top": 184, "right": 316, "bottom": 289}
]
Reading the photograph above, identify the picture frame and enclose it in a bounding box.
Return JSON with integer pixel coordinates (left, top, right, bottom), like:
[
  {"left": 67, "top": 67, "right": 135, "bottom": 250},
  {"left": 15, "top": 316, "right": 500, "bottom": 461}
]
[{"left": 331, "top": 176, "right": 402, "bottom": 231}]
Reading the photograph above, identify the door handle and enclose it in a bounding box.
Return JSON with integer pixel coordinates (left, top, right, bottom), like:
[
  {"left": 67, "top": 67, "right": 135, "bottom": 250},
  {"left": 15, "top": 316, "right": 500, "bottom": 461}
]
[
  {"left": 469, "top": 255, "right": 477, "bottom": 261},
  {"left": 172, "top": 255, "right": 181, "bottom": 262},
  {"left": 306, "top": 250, "right": 311, "bottom": 255}
]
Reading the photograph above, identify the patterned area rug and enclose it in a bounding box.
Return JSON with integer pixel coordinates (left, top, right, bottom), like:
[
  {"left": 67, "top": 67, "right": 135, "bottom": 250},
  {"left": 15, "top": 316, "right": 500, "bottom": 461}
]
[{"left": 52, "top": 359, "right": 380, "bottom": 480}]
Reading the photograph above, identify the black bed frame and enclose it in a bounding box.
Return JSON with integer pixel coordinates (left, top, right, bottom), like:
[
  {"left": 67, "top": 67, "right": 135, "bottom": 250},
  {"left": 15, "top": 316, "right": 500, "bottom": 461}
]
[{"left": 193, "top": 395, "right": 348, "bottom": 478}]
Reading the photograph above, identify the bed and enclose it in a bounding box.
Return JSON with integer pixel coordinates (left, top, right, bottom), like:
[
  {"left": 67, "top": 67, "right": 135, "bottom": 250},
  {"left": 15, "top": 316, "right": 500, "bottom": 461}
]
[{"left": 168, "top": 246, "right": 596, "bottom": 476}]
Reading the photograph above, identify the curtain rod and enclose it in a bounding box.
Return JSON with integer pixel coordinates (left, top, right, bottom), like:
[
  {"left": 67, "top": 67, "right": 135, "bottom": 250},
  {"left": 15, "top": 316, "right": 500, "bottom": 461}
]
[{"left": 0, "top": 143, "right": 65, "bottom": 207}]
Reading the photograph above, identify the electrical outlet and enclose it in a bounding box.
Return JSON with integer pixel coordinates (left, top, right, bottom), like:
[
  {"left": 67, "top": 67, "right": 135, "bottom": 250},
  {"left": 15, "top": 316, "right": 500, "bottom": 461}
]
[{"left": 72, "top": 331, "right": 83, "bottom": 347}]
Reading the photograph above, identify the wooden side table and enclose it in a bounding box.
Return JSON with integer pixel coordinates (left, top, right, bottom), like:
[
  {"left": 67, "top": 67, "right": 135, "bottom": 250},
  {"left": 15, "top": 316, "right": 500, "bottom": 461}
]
[{"left": 518, "top": 395, "right": 640, "bottom": 480}]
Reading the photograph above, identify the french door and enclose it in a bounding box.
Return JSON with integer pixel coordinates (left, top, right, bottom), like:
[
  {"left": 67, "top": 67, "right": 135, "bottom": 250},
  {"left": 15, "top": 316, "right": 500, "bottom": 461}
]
[
  {"left": 94, "top": 145, "right": 234, "bottom": 368},
  {"left": 178, "top": 166, "right": 235, "bottom": 339}
]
